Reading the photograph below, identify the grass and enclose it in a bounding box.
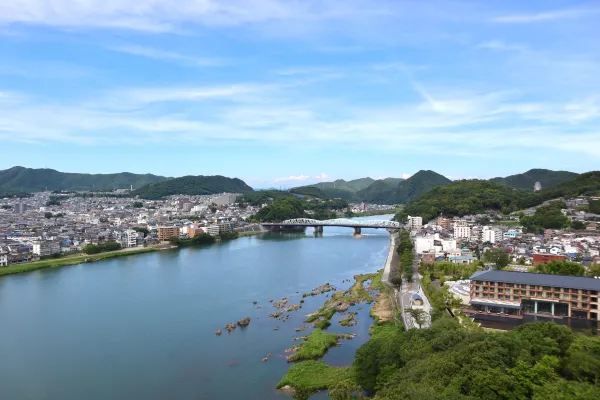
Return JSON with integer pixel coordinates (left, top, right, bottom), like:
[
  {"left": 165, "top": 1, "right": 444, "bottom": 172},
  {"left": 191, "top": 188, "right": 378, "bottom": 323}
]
[
  {"left": 277, "top": 360, "right": 354, "bottom": 398},
  {"left": 305, "top": 271, "right": 380, "bottom": 327},
  {"left": 0, "top": 247, "right": 159, "bottom": 277},
  {"left": 288, "top": 329, "right": 339, "bottom": 362}
]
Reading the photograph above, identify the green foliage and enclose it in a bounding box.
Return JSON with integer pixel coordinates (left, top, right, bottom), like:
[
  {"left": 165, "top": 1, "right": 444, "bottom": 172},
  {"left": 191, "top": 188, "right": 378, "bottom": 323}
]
[
  {"left": 252, "top": 197, "right": 307, "bottom": 222},
  {"left": 132, "top": 201, "right": 144, "bottom": 208},
  {"left": 45, "top": 195, "right": 62, "bottom": 206},
  {"left": 82, "top": 241, "right": 122, "bottom": 254},
  {"left": 396, "top": 230, "right": 414, "bottom": 281},
  {"left": 239, "top": 190, "right": 291, "bottom": 206},
  {"left": 277, "top": 360, "right": 354, "bottom": 399},
  {"left": 483, "top": 247, "right": 510, "bottom": 268},
  {"left": 520, "top": 201, "right": 569, "bottom": 232},
  {"left": 132, "top": 175, "right": 252, "bottom": 199},
  {"left": 398, "top": 180, "right": 538, "bottom": 222},
  {"left": 169, "top": 233, "right": 216, "bottom": 247},
  {"left": 218, "top": 231, "right": 239, "bottom": 241},
  {"left": 352, "top": 319, "right": 600, "bottom": 400},
  {"left": 133, "top": 226, "right": 149, "bottom": 236},
  {"left": 288, "top": 329, "right": 339, "bottom": 362},
  {"left": 571, "top": 220, "right": 586, "bottom": 230},
  {"left": 0, "top": 166, "right": 166, "bottom": 192},
  {"left": 589, "top": 199, "right": 600, "bottom": 214},
  {"left": 533, "top": 260, "right": 585, "bottom": 276},
  {"left": 490, "top": 169, "right": 578, "bottom": 191},
  {"left": 420, "top": 261, "right": 480, "bottom": 281},
  {"left": 44, "top": 211, "right": 53, "bottom": 219}
]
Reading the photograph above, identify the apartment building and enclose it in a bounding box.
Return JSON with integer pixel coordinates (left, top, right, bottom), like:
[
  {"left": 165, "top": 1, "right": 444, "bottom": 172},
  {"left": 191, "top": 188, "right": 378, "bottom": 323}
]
[
  {"left": 407, "top": 215, "right": 422, "bottom": 230},
  {"left": 157, "top": 226, "right": 180, "bottom": 241},
  {"left": 32, "top": 239, "right": 61, "bottom": 257},
  {"left": 469, "top": 270, "right": 600, "bottom": 321}
]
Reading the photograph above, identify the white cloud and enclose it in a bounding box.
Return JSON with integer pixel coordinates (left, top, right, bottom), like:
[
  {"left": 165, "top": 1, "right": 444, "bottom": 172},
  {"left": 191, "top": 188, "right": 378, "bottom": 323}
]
[
  {"left": 273, "top": 174, "right": 310, "bottom": 183},
  {"left": 493, "top": 7, "right": 597, "bottom": 24},
  {"left": 109, "top": 45, "right": 225, "bottom": 67}
]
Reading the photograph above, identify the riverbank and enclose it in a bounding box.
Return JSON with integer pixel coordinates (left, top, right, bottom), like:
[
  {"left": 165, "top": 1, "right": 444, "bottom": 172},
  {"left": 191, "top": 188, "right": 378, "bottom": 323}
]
[
  {"left": 277, "top": 230, "right": 399, "bottom": 398},
  {"left": 0, "top": 245, "right": 174, "bottom": 277}
]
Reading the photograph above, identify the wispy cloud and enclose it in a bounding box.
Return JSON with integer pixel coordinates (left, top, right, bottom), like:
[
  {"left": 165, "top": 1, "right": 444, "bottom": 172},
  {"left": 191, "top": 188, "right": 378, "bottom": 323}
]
[
  {"left": 493, "top": 7, "right": 597, "bottom": 24},
  {"left": 109, "top": 45, "right": 225, "bottom": 67}
]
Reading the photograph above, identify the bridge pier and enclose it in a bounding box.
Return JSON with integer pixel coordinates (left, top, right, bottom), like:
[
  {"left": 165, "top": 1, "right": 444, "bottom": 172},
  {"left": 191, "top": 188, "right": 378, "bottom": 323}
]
[
  {"left": 353, "top": 227, "right": 361, "bottom": 235},
  {"left": 313, "top": 226, "right": 323, "bottom": 235}
]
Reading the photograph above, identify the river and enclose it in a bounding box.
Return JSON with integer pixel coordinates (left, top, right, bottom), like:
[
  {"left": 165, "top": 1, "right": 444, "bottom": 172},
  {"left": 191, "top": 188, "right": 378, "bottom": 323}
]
[{"left": 0, "top": 216, "right": 392, "bottom": 400}]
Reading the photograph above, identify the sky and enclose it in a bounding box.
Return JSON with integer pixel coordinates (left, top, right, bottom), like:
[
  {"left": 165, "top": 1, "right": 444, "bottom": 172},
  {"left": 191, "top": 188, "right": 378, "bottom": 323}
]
[{"left": 0, "top": 0, "right": 599, "bottom": 188}]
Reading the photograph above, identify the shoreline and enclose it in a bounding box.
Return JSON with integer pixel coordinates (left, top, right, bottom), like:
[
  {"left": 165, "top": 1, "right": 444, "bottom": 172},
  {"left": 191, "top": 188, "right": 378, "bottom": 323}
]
[
  {"left": 277, "top": 229, "right": 399, "bottom": 397},
  {"left": 0, "top": 230, "right": 267, "bottom": 278},
  {"left": 0, "top": 245, "right": 175, "bottom": 277}
]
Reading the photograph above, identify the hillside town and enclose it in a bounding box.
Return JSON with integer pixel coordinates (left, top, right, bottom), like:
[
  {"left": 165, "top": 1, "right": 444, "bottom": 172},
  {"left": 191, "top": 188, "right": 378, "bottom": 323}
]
[{"left": 407, "top": 196, "right": 600, "bottom": 269}]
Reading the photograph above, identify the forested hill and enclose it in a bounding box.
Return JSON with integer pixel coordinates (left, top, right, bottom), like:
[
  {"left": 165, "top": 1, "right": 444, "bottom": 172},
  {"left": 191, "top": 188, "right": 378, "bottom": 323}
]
[
  {"left": 399, "top": 171, "right": 600, "bottom": 222},
  {"left": 291, "top": 170, "right": 451, "bottom": 204},
  {"left": 0, "top": 166, "right": 167, "bottom": 193},
  {"left": 490, "top": 168, "right": 579, "bottom": 191},
  {"left": 132, "top": 175, "right": 253, "bottom": 199}
]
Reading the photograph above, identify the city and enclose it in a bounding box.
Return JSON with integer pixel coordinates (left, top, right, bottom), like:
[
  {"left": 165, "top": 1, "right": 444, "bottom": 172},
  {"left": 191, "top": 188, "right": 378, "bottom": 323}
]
[{"left": 1, "top": 1, "right": 600, "bottom": 400}]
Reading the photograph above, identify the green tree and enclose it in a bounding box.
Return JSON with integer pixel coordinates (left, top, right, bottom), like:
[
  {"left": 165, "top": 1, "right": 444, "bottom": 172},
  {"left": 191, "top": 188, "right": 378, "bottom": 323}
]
[
  {"left": 483, "top": 247, "right": 510, "bottom": 268},
  {"left": 534, "top": 260, "right": 585, "bottom": 276}
]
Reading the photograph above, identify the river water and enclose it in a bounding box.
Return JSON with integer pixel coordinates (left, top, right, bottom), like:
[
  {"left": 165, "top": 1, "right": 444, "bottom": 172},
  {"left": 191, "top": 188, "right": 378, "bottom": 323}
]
[{"left": 0, "top": 216, "right": 391, "bottom": 400}]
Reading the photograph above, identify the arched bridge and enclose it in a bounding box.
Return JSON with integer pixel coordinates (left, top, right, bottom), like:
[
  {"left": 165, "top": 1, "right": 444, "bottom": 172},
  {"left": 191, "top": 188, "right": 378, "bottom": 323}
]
[{"left": 262, "top": 218, "right": 401, "bottom": 234}]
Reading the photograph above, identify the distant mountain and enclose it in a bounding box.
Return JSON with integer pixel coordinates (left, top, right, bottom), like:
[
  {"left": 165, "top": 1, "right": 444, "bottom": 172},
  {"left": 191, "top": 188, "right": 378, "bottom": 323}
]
[
  {"left": 0, "top": 166, "right": 167, "bottom": 193},
  {"left": 538, "top": 171, "right": 600, "bottom": 200},
  {"left": 392, "top": 170, "right": 452, "bottom": 203},
  {"left": 132, "top": 175, "right": 253, "bottom": 199},
  {"left": 490, "top": 169, "right": 578, "bottom": 191},
  {"left": 291, "top": 177, "right": 376, "bottom": 200}
]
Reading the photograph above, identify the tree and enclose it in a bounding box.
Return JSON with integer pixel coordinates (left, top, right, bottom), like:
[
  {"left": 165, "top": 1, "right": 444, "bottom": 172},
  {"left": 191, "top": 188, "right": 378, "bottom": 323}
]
[
  {"left": 132, "top": 201, "right": 144, "bottom": 208},
  {"left": 587, "top": 263, "right": 600, "bottom": 278},
  {"left": 534, "top": 261, "right": 585, "bottom": 276},
  {"left": 570, "top": 220, "right": 586, "bottom": 230},
  {"left": 329, "top": 380, "right": 365, "bottom": 400},
  {"left": 483, "top": 247, "right": 510, "bottom": 268},
  {"left": 44, "top": 212, "right": 53, "bottom": 219}
]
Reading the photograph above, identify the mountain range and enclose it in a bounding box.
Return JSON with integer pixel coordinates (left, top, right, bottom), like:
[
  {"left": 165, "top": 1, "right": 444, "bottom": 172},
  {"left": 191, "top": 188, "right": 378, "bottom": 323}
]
[
  {"left": 0, "top": 166, "right": 592, "bottom": 205},
  {"left": 290, "top": 168, "right": 583, "bottom": 204},
  {"left": 0, "top": 166, "right": 252, "bottom": 199}
]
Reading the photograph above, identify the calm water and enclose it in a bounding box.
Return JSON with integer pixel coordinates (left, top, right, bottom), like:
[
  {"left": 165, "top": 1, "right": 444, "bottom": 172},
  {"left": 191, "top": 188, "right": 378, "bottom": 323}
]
[{"left": 0, "top": 217, "right": 391, "bottom": 400}]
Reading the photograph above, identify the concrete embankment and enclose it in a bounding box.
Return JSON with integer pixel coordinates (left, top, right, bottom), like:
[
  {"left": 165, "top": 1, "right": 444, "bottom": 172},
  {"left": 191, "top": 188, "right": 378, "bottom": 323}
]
[{"left": 381, "top": 232, "right": 398, "bottom": 285}]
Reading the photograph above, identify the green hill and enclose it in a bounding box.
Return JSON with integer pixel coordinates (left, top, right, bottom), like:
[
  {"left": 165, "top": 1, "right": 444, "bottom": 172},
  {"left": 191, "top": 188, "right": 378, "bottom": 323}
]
[
  {"left": 398, "top": 171, "right": 600, "bottom": 222},
  {"left": 398, "top": 180, "right": 537, "bottom": 222},
  {"left": 392, "top": 170, "right": 451, "bottom": 203},
  {"left": 132, "top": 175, "right": 253, "bottom": 199},
  {"left": 538, "top": 171, "right": 600, "bottom": 200},
  {"left": 0, "top": 166, "right": 167, "bottom": 193},
  {"left": 291, "top": 178, "right": 375, "bottom": 201},
  {"left": 490, "top": 168, "right": 578, "bottom": 191}
]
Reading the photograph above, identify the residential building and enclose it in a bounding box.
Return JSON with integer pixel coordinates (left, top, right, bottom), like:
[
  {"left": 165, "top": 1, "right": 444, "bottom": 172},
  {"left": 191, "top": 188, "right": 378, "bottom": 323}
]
[
  {"left": 453, "top": 221, "right": 471, "bottom": 240},
  {"left": 532, "top": 253, "right": 566, "bottom": 266},
  {"left": 468, "top": 270, "right": 600, "bottom": 321},
  {"left": 157, "top": 226, "right": 180, "bottom": 241},
  {"left": 407, "top": 215, "right": 422, "bottom": 230},
  {"left": 32, "top": 239, "right": 61, "bottom": 257}
]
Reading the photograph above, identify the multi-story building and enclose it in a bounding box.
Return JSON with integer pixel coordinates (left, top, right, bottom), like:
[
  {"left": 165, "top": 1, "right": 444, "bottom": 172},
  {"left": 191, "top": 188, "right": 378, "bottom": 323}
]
[
  {"left": 407, "top": 215, "right": 422, "bottom": 230},
  {"left": 468, "top": 270, "right": 600, "bottom": 321},
  {"left": 453, "top": 221, "right": 471, "bottom": 239},
  {"left": 0, "top": 249, "right": 8, "bottom": 266},
  {"left": 157, "top": 226, "right": 180, "bottom": 241},
  {"left": 32, "top": 239, "right": 61, "bottom": 258},
  {"left": 481, "top": 226, "right": 502, "bottom": 244}
]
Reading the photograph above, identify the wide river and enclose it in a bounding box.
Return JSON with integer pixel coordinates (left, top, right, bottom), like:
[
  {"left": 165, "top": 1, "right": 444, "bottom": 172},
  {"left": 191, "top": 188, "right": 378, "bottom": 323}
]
[{"left": 0, "top": 216, "right": 391, "bottom": 400}]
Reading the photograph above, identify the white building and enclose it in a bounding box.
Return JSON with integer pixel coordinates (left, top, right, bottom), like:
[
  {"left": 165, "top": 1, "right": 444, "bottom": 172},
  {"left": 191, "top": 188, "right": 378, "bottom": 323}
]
[
  {"left": 125, "top": 229, "right": 142, "bottom": 248},
  {"left": 453, "top": 222, "right": 471, "bottom": 240},
  {"left": 32, "top": 240, "right": 61, "bottom": 258},
  {"left": 482, "top": 226, "right": 503, "bottom": 244},
  {"left": 0, "top": 250, "right": 8, "bottom": 267},
  {"left": 415, "top": 234, "right": 457, "bottom": 255},
  {"left": 407, "top": 215, "right": 423, "bottom": 230}
]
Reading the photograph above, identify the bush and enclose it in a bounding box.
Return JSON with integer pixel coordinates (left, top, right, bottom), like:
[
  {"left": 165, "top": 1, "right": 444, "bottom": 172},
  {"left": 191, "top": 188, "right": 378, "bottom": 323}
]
[{"left": 82, "top": 241, "right": 121, "bottom": 254}]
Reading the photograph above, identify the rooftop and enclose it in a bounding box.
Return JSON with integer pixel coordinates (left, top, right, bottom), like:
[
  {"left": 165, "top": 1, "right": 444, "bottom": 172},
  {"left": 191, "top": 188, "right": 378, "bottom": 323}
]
[{"left": 470, "top": 270, "right": 600, "bottom": 291}]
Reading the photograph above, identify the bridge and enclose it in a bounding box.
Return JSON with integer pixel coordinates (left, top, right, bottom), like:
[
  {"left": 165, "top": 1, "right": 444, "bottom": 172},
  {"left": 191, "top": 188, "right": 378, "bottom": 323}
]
[{"left": 262, "top": 218, "right": 401, "bottom": 235}]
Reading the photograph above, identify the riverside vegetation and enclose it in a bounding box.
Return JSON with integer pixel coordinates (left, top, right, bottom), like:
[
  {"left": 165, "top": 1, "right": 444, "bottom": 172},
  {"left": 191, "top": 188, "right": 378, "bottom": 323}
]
[{"left": 279, "top": 254, "right": 600, "bottom": 400}]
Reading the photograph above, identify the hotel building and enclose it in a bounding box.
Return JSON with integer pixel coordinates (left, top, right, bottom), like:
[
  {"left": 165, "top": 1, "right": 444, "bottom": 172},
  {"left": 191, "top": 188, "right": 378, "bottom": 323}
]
[{"left": 469, "top": 270, "right": 600, "bottom": 321}]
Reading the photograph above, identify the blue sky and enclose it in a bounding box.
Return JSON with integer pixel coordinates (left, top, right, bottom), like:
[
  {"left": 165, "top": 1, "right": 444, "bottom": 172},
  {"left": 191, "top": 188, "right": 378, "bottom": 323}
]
[{"left": 0, "top": 1, "right": 599, "bottom": 188}]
